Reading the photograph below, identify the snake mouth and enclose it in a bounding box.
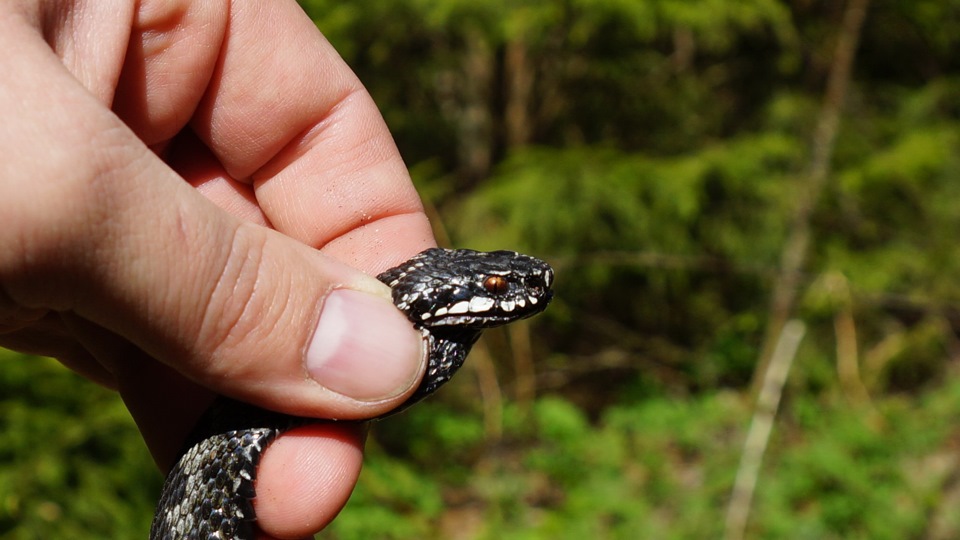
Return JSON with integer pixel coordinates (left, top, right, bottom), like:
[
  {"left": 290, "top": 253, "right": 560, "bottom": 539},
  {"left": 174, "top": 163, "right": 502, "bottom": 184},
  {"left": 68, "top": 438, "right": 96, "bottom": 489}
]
[{"left": 418, "top": 289, "right": 553, "bottom": 328}]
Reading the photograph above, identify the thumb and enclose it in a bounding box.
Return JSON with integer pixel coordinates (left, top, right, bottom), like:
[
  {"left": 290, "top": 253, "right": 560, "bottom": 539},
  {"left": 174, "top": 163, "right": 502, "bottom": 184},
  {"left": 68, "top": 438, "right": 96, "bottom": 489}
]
[
  {"left": 0, "top": 49, "right": 427, "bottom": 422},
  {"left": 8, "top": 178, "right": 426, "bottom": 419}
]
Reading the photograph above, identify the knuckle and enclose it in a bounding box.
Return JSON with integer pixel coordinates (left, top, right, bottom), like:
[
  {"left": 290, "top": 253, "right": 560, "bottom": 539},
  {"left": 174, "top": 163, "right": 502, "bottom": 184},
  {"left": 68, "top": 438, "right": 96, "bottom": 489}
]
[{"left": 191, "top": 224, "right": 293, "bottom": 382}]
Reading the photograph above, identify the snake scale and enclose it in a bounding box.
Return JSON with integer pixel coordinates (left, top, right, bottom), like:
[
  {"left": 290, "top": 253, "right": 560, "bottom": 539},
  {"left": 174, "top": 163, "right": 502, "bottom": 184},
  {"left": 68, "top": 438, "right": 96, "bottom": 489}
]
[{"left": 150, "top": 248, "right": 554, "bottom": 539}]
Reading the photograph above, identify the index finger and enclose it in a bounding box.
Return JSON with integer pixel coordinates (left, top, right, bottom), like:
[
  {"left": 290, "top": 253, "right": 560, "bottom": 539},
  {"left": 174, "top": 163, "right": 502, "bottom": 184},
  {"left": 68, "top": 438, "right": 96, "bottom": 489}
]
[{"left": 196, "top": 1, "right": 434, "bottom": 268}]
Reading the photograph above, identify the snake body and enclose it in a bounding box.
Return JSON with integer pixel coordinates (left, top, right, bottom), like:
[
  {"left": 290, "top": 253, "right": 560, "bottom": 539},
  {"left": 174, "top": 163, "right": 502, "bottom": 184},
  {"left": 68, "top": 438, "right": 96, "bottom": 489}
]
[{"left": 150, "top": 248, "right": 554, "bottom": 539}]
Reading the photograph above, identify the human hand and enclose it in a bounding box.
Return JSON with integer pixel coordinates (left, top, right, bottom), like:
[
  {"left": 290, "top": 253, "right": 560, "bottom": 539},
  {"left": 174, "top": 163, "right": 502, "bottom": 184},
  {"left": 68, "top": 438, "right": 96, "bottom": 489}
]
[{"left": 0, "top": 1, "right": 434, "bottom": 537}]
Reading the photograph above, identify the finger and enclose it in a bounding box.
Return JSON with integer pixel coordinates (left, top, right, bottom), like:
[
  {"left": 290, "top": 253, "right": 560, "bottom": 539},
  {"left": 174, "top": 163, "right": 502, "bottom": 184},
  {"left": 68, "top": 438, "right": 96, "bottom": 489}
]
[
  {"left": 231, "top": 2, "right": 432, "bottom": 253},
  {"left": 112, "top": 0, "right": 435, "bottom": 269},
  {"left": 0, "top": 15, "right": 425, "bottom": 424},
  {"left": 253, "top": 423, "right": 365, "bottom": 538},
  {"left": 18, "top": 1, "right": 135, "bottom": 106},
  {"left": 111, "top": 0, "right": 229, "bottom": 145},
  {"left": 166, "top": 130, "right": 270, "bottom": 226},
  {"left": 169, "top": 1, "right": 432, "bottom": 257},
  {"left": 12, "top": 1, "right": 261, "bottom": 227}
]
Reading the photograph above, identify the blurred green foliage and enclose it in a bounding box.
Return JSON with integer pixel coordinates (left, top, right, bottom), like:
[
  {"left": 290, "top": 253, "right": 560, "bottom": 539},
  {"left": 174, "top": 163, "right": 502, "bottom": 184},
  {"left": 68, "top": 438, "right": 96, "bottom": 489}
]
[
  {"left": 0, "top": 351, "right": 158, "bottom": 538},
  {"left": 5, "top": 0, "right": 960, "bottom": 538}
]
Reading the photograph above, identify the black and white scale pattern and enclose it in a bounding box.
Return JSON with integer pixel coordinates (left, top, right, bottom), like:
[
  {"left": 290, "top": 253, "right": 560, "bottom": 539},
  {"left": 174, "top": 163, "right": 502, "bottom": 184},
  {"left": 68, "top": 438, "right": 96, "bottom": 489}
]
[
  {"left": 150, "top": 248, "right": 554, "bottom": 539},
  {"left": 152, "top": 428, "right": 272, "bottom": 540}
]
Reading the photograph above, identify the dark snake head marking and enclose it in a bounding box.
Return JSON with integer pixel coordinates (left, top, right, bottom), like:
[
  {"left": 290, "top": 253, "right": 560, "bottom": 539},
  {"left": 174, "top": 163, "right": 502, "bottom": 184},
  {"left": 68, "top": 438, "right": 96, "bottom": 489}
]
[
  {"left": 152, "top": 248, "right": 553, "bottom": 540},
  {"left": 378, "top": 248, "right": 554, "bottom": 328}
]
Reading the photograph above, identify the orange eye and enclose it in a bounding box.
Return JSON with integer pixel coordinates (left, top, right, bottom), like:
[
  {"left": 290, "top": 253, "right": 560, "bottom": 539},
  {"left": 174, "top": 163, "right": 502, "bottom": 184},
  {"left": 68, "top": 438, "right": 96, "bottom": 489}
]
[{"left": 483, "top": 275, "right": 509, "bottom": 295}]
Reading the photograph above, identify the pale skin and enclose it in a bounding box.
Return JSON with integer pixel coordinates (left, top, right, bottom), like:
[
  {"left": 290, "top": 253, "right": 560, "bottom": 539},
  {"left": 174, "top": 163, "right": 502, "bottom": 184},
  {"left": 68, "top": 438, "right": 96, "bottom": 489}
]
[{"left": 0, "top": 1, "right": 435, "bottom": 538}]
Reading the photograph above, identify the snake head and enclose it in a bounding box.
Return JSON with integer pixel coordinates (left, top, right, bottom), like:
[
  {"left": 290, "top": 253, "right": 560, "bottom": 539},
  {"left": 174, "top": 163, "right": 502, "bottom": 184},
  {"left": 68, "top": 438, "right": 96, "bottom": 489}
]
[{"left": 377, "top": 248, "right": 554, "bottom": 328}]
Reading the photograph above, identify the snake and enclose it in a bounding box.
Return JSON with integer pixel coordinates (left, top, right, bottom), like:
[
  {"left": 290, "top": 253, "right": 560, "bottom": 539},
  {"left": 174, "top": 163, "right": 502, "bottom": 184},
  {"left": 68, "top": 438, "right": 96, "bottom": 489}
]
[{"left": 149, "top": 247, "right": 554, "bottom": 539}]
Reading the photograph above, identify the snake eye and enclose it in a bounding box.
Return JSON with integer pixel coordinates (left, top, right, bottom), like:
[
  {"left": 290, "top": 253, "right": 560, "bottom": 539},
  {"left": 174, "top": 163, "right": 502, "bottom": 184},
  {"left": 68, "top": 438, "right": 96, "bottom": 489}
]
[{"left": 483, "top": 275, "right": 509, "bottom": 295}]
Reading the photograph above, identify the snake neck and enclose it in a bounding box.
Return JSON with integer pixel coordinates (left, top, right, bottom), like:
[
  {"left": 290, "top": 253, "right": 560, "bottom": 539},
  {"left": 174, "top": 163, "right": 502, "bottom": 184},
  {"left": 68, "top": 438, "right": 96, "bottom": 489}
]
[{"left": 382, "top": 327, "right": 480, "bottom": 417}]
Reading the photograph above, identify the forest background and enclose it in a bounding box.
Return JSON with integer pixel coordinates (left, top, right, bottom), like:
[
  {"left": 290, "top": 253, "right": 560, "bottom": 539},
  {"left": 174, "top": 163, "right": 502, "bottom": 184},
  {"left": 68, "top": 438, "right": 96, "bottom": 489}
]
[{"left": 4, "top": 1, "right": 960, "bottom": 538}]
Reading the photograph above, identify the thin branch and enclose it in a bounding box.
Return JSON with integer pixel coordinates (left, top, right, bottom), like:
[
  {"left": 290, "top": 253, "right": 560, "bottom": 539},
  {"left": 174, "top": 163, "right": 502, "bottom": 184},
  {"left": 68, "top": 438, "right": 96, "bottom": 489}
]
[
  {"left": 750, "top": 0, "right": 872, "bottom": 397},
  {"left": 725, "top": 320, "right": 806, "bottom": 540}
]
